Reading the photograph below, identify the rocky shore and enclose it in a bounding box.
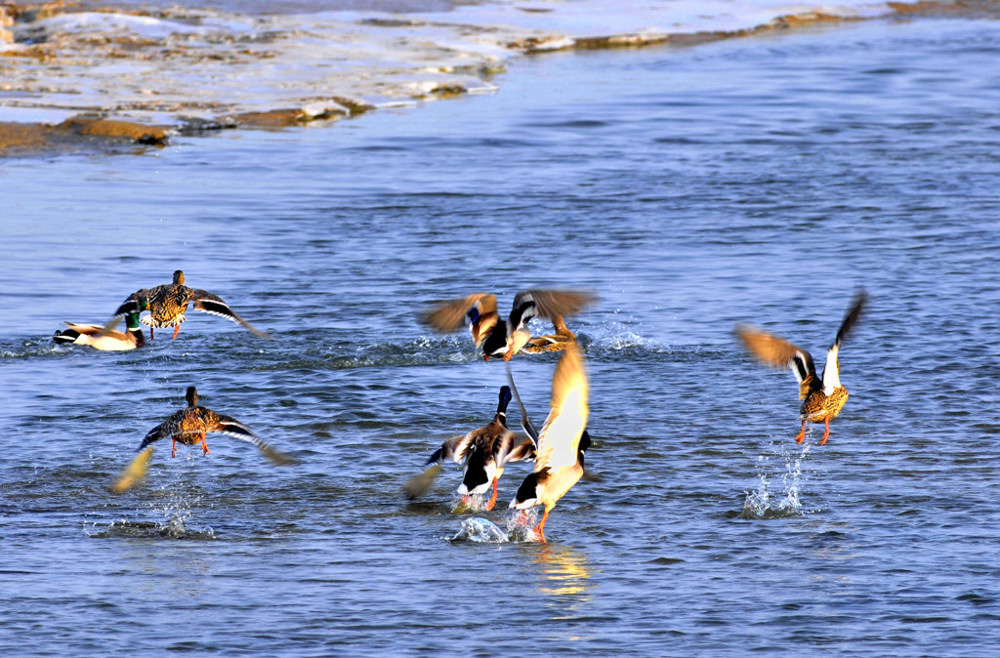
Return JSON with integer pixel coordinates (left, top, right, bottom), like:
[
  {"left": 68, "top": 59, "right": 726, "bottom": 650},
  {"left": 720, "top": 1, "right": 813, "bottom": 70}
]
[{"left": 2, "top": 0, "right": 996, "bottom": 156}]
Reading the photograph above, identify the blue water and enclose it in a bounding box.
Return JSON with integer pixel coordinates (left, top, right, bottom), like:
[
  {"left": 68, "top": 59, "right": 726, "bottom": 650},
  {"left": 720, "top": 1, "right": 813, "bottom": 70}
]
[{"left": 3, "top": 15, "right": 1000, "bottom": 655}]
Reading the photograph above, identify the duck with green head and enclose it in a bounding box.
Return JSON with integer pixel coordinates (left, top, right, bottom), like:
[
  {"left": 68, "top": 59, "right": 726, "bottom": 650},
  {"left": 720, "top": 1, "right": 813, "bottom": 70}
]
[
  {"left": 53, "top": 311, "right": 145, "bottom": 351},
  {"left": 114, "top": 270, "right": 270, "bottom": 340}
]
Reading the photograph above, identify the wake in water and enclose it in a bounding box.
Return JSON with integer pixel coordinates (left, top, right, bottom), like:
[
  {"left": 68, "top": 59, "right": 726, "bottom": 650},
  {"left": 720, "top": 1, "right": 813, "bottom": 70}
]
[
  {"left": 740, "top": 439, "right": 812, "bottom": 520},
  {"left": 91, "top": 492, "right": 215, "bottom": 539}
]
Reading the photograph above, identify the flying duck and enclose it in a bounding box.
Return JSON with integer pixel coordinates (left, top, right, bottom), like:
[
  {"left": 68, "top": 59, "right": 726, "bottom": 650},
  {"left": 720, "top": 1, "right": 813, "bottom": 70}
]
[
  {"left": 419, "top": 289, "right": 596, "bottom": 361},
  {"left": 735, "top": 290, "right": 868, "bottom": 445},
  {"left": 114, "top": 270, "right": 269, "bottom": 340}
]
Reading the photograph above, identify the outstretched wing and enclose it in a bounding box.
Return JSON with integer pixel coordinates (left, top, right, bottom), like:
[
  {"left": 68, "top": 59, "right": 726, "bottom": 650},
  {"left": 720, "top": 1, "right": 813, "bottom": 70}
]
[
  {"left": 138, "top": 416, "right": 176, "bottom": 452},
  {"left": 419, "top": 293, "right": 498, "bottom": 332},
  {"left": 188, "top": 289, "right": 270, "bottom": 338},
  {"left": 735, "top": 325, "right": 816, "bottom": 386},
  {"left": 495, "top": 432, "right": 536, "bottom": 467},
  {"left": 506, "top": 364, "right": 540, "bottom": 444},
  {"left": 113, "top": 290, "right": 147, "bottom": 317},
  {"left": 822, "top": 290, "right": 868, "bottom": 394},
  {"left": 508, "top": 289, "right": 597, "bottom": 333},
  {"left": 535, "top": 342, "right": 589, "bottom": 471},
  {"left": 833, "top": 289, "right": 868, "bottom": 350},
  {"left": 423, "top": 434, "right": 471, "bottom": 467},
  {"left": 211, "top": 414, "right": 295, "bottom": 465}
]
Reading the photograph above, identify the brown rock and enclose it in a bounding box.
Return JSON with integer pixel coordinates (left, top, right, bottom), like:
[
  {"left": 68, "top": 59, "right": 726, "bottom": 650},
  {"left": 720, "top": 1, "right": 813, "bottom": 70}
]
[{"left": 58, "top": 117, "right": 169, "bottom": 144}]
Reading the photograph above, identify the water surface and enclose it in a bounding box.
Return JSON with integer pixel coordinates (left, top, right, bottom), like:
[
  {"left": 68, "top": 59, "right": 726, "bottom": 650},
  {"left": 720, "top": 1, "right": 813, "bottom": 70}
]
[{"left": 3, "top": 15, "right": 1000, "bottom": 655}]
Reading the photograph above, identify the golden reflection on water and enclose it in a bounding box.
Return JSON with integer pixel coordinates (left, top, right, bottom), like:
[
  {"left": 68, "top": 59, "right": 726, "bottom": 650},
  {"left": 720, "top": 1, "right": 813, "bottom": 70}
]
[{"left": 534, "top": 544, "right": 593, "bottom": 599}]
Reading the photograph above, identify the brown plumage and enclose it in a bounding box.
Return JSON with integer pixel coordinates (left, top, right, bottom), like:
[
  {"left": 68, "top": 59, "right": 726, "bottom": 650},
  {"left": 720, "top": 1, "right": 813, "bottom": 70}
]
[
  {"left": 735, "top": 290, "right": 868, "bottom": 445},
  {"left": 404, "top": 386, "right": 534, "bottom": 510},
  {"left": 113, "top": 270, "right": 269, "bottom": 340},
  {"left": 111, "top": 386, "right": 294, "bottom": 493},
  {"left": 419, "top": 289, "right": 596, "bottom": 361}
]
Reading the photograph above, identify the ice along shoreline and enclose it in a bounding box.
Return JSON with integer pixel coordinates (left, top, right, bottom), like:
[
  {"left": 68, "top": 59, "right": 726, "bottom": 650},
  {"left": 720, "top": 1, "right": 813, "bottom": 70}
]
[{"left": 1, "top": 0, "right": 995, "bottom": 155}]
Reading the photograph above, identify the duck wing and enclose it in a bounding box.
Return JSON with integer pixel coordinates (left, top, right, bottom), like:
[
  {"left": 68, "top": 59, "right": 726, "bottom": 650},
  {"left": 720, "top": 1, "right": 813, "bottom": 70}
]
[
  {"left": 495, "top": 432, "right": 536, "bottom": 466},
  {"left": 209, "top": 413, "right": 295, "bottom": 465},
  {"left": 113, "top": 290, "right": 147, "bottom": 317},
  {"left": 110, "top": 446, "right": 155, "bottom": 493},
  {"left": 735, "top": 325, "right": 816, "bottom": 387},
  {"left": 508, "top": 289, "right": 597, "bottom": 334},
  {"left": 534, "top": 342, "right": 589, "bottom": 471},
  {"left": 419, "top": 293, "right": 498, "bottom": 332},
  {"left": 821, "top": 290, "right": 868, "bottom": 394},
  {"left": 506, "top": 364, "right": 540, "bottom": 443},
  {"left": 188, "top": 289, "right": 270, "bottom": 338},
  {"left": 424, "top": 433, "right": 471, "bottom": 467}
]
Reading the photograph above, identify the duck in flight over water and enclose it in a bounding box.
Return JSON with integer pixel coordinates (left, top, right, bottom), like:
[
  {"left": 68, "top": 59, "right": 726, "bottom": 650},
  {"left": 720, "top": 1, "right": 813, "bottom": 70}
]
[{"left": 735, "top": 290, "right": 868, "bottom": 445}]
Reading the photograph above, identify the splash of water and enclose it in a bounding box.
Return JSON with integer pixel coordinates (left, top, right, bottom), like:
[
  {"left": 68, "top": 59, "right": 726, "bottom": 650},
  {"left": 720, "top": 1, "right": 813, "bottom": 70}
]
[
  {"left": 741, "top": 440, "right": 810, "bottom": 520},
  {"left": 449, "top": 507, "right": 541, "bottom": 543}
]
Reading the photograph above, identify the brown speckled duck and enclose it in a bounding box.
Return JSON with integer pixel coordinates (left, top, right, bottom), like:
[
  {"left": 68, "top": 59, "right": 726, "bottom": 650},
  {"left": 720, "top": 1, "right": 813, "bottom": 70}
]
[
  {"left": 419, "top": 289, "right": 596, "bottom": 361},
  {"left": 735, "top": 290, "right": 868, "bottom": 445},
  {"left": 508, "top": 341, "right": 591, "bottom": 543},
  {"left": 114, "top": 270, "right": 269, "bottom": 340},
  {"left": 111, "top": 386, "right": 294, "bottom": 492}
]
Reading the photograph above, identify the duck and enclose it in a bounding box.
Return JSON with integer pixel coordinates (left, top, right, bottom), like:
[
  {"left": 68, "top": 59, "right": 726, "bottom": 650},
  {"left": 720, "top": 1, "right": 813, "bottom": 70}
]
[
  {"left": 53, "top": 311, "right": 145, "bottom": 351},
  {"left": 405, "top": 385, "right": 535, "bottom": 510},
  {"left": 419, "top": 288, "right": 596, "bottom": 361},
  {"left": 111, "top": 386, "right": 295, "bottom": 492},
  {"left": 735, "top": 290, "right": 868, "bottom": 445},
  {"left": 508, "top": 341, "right": 591, "bottom": 543},
  {"left": 114, "top": 270, "right": 270, "bottom": 340}
]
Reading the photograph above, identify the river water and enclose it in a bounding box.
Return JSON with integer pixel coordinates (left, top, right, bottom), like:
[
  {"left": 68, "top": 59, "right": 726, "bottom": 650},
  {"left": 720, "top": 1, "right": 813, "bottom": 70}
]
[{"left": 3, "top": 9, "right": 1000, "bottom": 656}]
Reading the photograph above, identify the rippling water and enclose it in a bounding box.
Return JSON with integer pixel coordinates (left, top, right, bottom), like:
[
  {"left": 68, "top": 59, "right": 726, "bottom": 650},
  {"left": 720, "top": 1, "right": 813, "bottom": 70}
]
[{"left": 3, "top": 15, "right": 1000, "bottom": 654}]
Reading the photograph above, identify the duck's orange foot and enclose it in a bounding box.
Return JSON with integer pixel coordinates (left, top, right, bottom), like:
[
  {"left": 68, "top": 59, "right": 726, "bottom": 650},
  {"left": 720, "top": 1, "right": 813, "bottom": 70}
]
[
  {"left": 503, "top": 349, "right": 515, "bottom": 362},
  {"left": 486, "top": 480, "right": 498, "bottom": 511},
  {"left": 200, "top": 436, "right": 210, "bottom": 456},
  {"left": 171, "top": 438, "right": 177, "bottom": 458},
  {"left": 795, "top": 431, "right": 805, "bottom": 444},
  {"left": 172, "top": 325, "right": 181, "bottom": 340},
  {"left": 532, "top": 523, "right": 547, "bottom": 543},
  {"left": 483, "top": 355, "right": 490, "bottom": 362},
  {"left": 820, "top": 420, "right": 830, "bottom": 446}
]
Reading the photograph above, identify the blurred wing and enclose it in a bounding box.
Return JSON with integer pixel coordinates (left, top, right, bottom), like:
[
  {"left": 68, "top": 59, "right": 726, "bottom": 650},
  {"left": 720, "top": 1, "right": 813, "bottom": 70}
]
[
  {"left": 110, "top": 447, "right": 154, "bottom": 493},
  {"left": 833, "top": 289, "right": 868, "bottom": 349},
  {"left": 189, "top": 289, "right": 270, "bottom": 338},
  {"left": 419, "top": 293, "right": 496, "bottom": 332},
  {"left": 424, "top": 434, "right": 468, "bottom": 466},
  {"left": 113, "top": 291, "right": 145, "bottom": 318},
  {"left": 506, "top": 364, "right": 539, "bottom": 444},
  {"left": 212, "top": 414, "right": 295, "bottom": 465},
  {"left": 535, "top": 342, "right": 589, "bottom": 471},
  {"left": 512, "top": 289, "right": 597, "bottom": 323},
  {"left": 403, "top": 464, "right": 443, "bottom": 500},
  {"left": 138, "top": 420, "right": 172, "bottom": 452},
  {"left": 734, "top": 325, "right": 815, "bottom": 385},
  {"left": 496, "top": 432, "right": 536, "bottom": 466}
]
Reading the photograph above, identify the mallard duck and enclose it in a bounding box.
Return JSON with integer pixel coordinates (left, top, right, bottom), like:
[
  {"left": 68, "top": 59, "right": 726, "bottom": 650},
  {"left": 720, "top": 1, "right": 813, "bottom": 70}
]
[
  {"left": 114, "top": 270, "right": 269, "bottom": 340},
  {"left": 508, "top": 341, "right": 591, "bottom": 543},
  {"left": 419, "top": 289, "right": 596, "bottom": 361},
  {"left": 735, "top": 290, "right": 868, "bottom": 445},
  {"left": 53, "top": 311, "right": 145, "bottom": 351},
  {"left": 405, "top": 385, "right": 535, "bottom": 510},
  {"left": 111, "top": 386, "right": 295, "bottom": 492}
]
